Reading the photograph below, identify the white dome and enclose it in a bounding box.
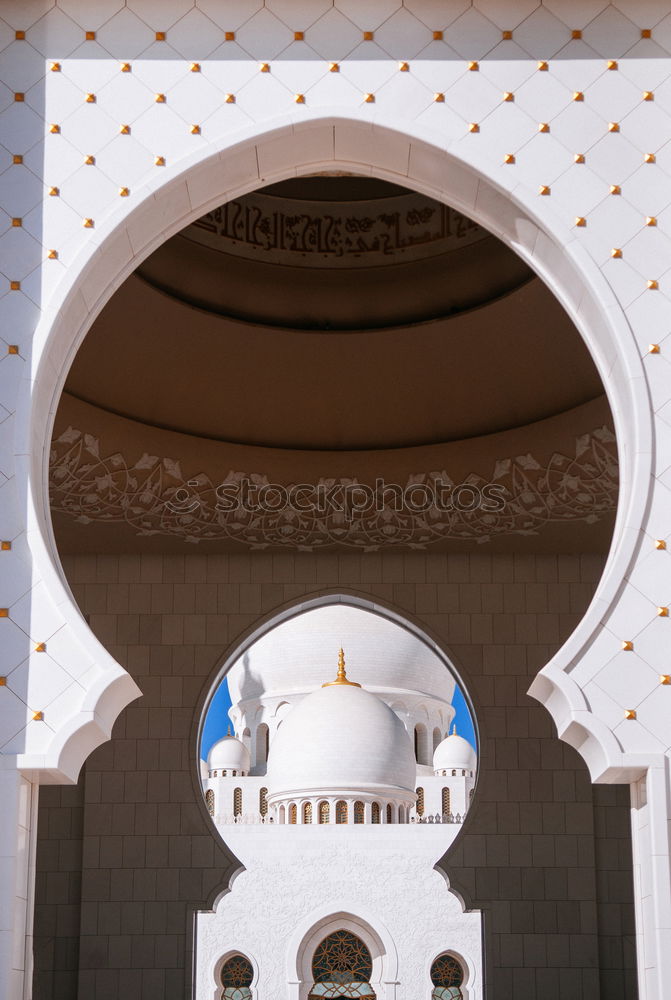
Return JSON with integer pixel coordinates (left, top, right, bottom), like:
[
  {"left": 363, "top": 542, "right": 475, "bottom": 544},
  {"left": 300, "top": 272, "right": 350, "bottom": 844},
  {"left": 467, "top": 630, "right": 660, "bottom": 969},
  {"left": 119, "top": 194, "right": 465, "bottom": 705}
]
[
  {"left": 266, "top": 672, "right": 416, "bottom": 797},
  {"left": 207, "top": 735, "right": 251, "bottom": 773},
  {"left": 227, "top": 605, "right": 455, "bottom": 705},
  {"left": 433, "top": 732, "right": 477, "bottom": 773}
]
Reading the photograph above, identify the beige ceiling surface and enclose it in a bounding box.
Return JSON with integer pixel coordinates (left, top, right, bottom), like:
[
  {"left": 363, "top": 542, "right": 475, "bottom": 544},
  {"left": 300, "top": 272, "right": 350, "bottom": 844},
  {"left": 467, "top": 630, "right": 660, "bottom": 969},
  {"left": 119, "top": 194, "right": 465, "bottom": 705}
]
[
  {"left": 65, "top": 275, "right": 603, "bottom": 452},
  {"left": 53, "top": 177, "right": 616, "bottom": 555}
]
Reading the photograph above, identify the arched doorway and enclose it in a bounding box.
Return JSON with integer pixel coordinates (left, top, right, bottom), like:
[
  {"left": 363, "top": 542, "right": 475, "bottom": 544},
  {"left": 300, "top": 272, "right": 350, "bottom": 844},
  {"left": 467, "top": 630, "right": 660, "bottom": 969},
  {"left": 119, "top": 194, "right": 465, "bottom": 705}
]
[{"left": 308, "top": 930, "right": 376, "bottom": 999}]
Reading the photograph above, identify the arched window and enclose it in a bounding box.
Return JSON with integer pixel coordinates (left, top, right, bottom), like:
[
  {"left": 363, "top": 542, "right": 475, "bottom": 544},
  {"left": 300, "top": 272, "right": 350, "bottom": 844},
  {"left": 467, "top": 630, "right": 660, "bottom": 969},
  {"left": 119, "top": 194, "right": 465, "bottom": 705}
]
[
  {"left": 442, "top": 788, "right": 450, "bottom": 816},
  {"left": 386, "top": 804, "right": 393, "bottom": 824},
  {"left": 221, "top": 953, "right": 253, "bottom": 1000},
  {"left": 279, "top": 804, "right": 285, "bottom": 824},
  {"left": 433, "top": 726, "right": 442, "bottom": 753},
  {"left": 414, "top": 723, "right": 428, "bottom": 765},
  {"left": 371, "top": 802, "right": 380, "bottom": 824},
  {"left": 259, "top": 787, "right": 268, "bottom": 817},
  {"left": 469, "top": 788, "right": 474, "bottom": 804},
  {"left": 354, "top": 801, "right": 364, "bottom": 824},
  {"left": 308, "top": 930, "right": 375, "bottom": 999},
  {"left": 303, "top": 801, "right": 313, "bottom": 824},
  {"left": 256, "top": 723, "right": 269, "bottom": 766},
  {"left": 336, "top": 800, "right": 348, "bottom": 824},
  {"left": 205, "top": 789, "right": 215, "bottom": 816},
  {"left": 319, "top": 801, "right": 330, "bottom": 824},
  {"left": 233, "top": 787, "right": 242, "bottom": 817},
  {"left": 416, "top": 787, "right": 425, "bottom": 817},
  {"left": 430, "top": 953, "right": 464, "bottom": 999},
  {"left": 289, "top": 803, "right": 297, "bottom": 824}
]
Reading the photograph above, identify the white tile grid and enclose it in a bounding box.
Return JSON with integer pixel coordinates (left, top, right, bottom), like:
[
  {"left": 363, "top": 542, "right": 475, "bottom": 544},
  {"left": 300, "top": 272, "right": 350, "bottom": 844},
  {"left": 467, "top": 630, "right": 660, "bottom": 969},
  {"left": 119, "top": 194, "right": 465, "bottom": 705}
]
[{"left": 0, "top": 1, "right": 669, "bottom": 775}]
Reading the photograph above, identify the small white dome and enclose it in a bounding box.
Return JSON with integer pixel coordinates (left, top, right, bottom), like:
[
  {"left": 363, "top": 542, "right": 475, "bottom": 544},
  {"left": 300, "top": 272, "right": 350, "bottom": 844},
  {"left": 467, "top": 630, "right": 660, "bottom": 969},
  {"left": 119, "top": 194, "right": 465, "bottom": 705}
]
[
  {"left": 267, "top": 667, "right": 416, "bottom": 797},
  {"left": 433, "top": 731, "right": 477, "bottom": 773},
  {"left": 207, "top": 735, "right": 251, "bottom": 773}
]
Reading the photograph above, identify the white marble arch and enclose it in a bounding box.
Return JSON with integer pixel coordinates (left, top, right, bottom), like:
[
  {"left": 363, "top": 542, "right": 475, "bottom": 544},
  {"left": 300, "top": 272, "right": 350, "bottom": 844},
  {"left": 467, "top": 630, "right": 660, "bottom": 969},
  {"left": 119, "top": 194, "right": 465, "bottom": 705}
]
[
  {"left": 208, "top": 948, "right": 260, "bottom": 1000},
  {"left": 24, "top": 114, "right": 650, "bottom": 785},
  {"left": 287, "top": 907, "right": 397, "bottom": 1000},
  {"left": 14, "top": 114, "right": 664, "bottom": 998}
]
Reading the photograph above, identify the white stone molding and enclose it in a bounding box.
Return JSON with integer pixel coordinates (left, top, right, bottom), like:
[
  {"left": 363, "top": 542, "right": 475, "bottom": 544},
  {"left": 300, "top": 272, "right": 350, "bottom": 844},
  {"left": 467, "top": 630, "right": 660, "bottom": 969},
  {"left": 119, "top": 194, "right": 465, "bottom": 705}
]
[
  {"left": 288, "top": 906, "right": 398, "bottom": 1000},
  {"left": 208, "top": 948, "right": 260, "bottom": 1000},
  {"left": 423, "top": 948, "right": 477, "bottom": 1000}
]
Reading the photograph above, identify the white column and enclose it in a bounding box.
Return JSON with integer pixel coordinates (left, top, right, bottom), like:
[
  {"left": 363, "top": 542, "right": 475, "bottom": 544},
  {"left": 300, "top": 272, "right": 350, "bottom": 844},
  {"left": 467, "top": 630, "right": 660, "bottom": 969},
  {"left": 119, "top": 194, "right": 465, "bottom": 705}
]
[
  {"left": 0, "top": 769, "right": 39, "bottom": 1000},
  {"left": 630, "top": 758, "right": 671, "bottom": 1000}
]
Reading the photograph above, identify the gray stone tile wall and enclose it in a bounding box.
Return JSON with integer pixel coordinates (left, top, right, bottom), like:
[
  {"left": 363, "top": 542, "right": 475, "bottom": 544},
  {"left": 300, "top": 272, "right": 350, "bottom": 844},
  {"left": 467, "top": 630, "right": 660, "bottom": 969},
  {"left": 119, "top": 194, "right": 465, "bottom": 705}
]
[{"left": 33, "top": 552, "right": 637, "bottom": 999}]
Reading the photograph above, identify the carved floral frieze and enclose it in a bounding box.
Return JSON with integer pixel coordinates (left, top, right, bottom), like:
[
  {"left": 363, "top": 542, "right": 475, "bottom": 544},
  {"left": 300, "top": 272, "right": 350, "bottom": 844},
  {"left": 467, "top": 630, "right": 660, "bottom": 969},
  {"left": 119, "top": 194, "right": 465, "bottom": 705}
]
[{"left": 49, "top": 427, "right": 618, "bottom": 550}]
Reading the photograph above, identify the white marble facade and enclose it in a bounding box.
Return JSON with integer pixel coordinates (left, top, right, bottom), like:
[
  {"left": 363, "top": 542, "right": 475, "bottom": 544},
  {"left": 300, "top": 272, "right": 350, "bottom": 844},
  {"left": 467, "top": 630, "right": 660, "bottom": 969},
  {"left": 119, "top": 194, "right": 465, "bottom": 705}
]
[
  {"left": 195, "top": 606, "right": 480, "bottom": 998},
  {"left": 1, "top": 2, "right": 671, "bottom": 997}
]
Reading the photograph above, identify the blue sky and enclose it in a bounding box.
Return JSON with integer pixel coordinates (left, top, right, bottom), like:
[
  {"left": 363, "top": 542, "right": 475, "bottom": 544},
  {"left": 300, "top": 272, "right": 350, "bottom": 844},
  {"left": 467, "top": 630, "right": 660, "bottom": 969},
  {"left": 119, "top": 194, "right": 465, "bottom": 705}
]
[{"left": 201, "top": 676, "right": 477, "bottom": 759}]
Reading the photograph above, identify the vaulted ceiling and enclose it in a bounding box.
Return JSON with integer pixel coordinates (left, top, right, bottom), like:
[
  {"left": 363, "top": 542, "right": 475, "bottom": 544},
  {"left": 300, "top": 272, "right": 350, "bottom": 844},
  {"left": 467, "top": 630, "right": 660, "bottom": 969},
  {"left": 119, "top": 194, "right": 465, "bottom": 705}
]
[{"left": 51, "top": 177, "right": 617, "bottom": 554}]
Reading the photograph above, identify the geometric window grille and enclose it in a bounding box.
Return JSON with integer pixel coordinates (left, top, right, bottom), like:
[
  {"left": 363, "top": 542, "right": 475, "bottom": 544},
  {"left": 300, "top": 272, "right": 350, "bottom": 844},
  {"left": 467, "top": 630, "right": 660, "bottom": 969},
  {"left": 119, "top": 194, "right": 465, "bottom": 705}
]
[
  {"left": 430, "top": 953, "right": 463, "bottom": 1000},
  {"left": 206, "top": 789, "right": 215, "bottom": 816},
  {"left": 336, "top": 800, "right": 348, "bottom": 824},
  {"left": 416, "top": 787, "right": 424, "bottom": 816},
  {"left": 442, "top": 788, "right": 450, "bottom": 816},
  {"left": 233, "top": 787, "right": 242, "bottom": 817},
  {"left": 371, "top": 803, "right": 380, "bottom": 824},
  {"left": 304, "top": 801, "right": 313, "bottom": 824},
  {"left": 221, "top": 953, "right": 253, "bottom": 1000},
  {"left": 354, "top": 801, "right": 364, "bottom": 824},
  {"left": 319, "top": 801, "right": 330, "bottom": 824},
  {"left": 386, "top": 804, "right": 392, "bottom": 824},
  {"left": 309, "top": 930, "right": 376, "bottom": 998},
  {"left": 289, "top": 803, "right": 297, "bottom": 824},
  {"left": 469, "top": 788, "right": 474, "bottom": 803},
  {"left": 259, "top": 787, "right": 268, "bottom": 816}
]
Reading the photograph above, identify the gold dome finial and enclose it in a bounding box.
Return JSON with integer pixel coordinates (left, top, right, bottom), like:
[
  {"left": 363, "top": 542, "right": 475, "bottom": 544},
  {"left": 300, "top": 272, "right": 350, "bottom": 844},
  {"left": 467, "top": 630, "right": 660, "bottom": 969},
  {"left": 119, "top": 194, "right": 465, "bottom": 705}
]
[
  {"left": 452, "top": 723, "right": 457, "bottom": 735},
  {"left": 322, "top": 648, "right": 361, "bottom": 687},
  {"left": 226, "top": 724, "right": 231, "bottom": 737}
]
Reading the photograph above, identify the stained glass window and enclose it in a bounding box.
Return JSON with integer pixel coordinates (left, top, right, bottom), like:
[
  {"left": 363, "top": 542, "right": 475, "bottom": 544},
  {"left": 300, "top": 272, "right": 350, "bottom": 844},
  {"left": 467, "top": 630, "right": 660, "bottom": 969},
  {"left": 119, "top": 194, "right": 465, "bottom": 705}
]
[
  {"left": 304, "top": 801, "right": 313, "bottom": 824},
  {"left": 430, "top": 953, "right": 463, "bottom": 999},
  {"left": 233, "top": 787, "right": 242, "bottom": 817},
  {"left": 336, "top": 800, "right": 348, "bottom": 824},
  {"left": 205, "top": 789, "right": 214, "bottom": 816},
  {"left": 221, "top": 953, "right": 253, "bottom": 999},
  {"left": 308, "top": 930, "right": 376, "bottom": 999},
  {"left": 416, "top": 787, "right": 424, "bottom": 816},
  {"left": 259, "top": 787, "right": 268, "bottom": 817},
  {"left": 442, "top": 788, "right": 450, "bottom": 816},
  {"left": 319, "top": 801, "right": 330, "bottom": 824},
  {"left": 371, "top": 803, "right": 380, "bottom": 824},
  {"left": 289, "top": 803, "right": 297, "bottom": 824},
  {"left": 354, "top": 801, "right": 364, "bottom": 824}
]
